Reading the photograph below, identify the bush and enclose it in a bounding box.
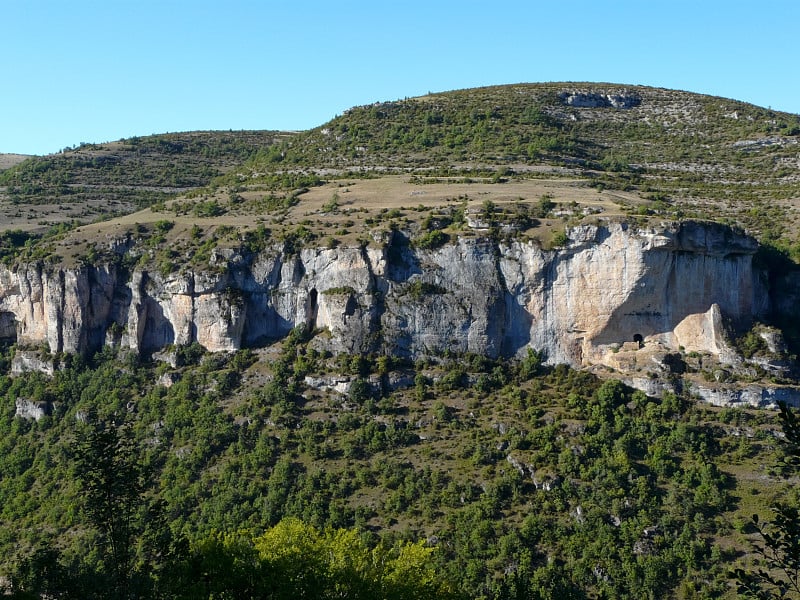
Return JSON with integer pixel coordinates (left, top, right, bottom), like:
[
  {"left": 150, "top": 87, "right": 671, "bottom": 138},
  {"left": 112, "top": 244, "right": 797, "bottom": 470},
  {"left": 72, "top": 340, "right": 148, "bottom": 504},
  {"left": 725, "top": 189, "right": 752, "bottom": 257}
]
[
  {"left": 349, "top": 378, "right": 373, "bottom": 404},
  {"left": 406, "top": 280, "right": 447, "bottom": 299},
  {"left": 192, "top": 200, "right": 226, "bottom": 218},
  {"left": 414, "top": 230, "right": 449, "bottom": 250},
  {"left": 551, "top": 230, "right": 569, "bottom": 248},
  {"left": 154, "top": 220, "right": 175, "bottom": 233},
  {"left": 534, "top": 194, "right": 555, "bottom": 218}
]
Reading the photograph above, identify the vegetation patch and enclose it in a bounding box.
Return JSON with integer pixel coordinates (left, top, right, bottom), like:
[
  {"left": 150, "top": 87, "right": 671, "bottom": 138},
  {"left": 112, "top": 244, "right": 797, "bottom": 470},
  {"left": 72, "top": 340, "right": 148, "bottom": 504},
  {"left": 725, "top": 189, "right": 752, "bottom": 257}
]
[
  {"left": 406, "top": 280, "right": 447, "bottom": 299},
  {"left": 414, "top": 230, "right": 450, "bottom": 250}
]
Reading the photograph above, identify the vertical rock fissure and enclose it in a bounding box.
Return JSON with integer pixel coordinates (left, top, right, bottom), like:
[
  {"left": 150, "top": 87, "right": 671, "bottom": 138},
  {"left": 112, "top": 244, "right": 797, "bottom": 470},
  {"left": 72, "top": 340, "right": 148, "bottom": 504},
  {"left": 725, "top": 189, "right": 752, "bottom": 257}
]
[
  {"left": 189, "top": 271, "right": 197, "bottom": 344},
  {"left": 306, "top": 288, "right": 318, "bottom": 332},
  {"left": 361, "top": 243, "right": 386, "bottom": 353},
  {"left": 494, "top": 248, "right": 513, "bottom": 357},
  {"left": 56, "top": 268, "right": 65, "bottom": 353}
]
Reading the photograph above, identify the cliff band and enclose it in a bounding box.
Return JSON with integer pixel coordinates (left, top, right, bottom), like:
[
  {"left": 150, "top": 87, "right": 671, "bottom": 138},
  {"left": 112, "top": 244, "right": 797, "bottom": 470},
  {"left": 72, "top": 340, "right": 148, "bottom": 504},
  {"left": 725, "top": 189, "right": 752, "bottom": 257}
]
[{"left": 0, "top": 221, "right": 767, "bottom": 376}]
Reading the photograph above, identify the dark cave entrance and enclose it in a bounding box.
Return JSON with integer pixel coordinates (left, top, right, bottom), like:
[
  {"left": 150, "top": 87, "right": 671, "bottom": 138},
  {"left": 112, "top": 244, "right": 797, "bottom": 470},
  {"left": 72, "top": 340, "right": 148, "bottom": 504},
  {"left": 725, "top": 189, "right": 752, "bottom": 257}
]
[{"left": 633, "top": 333, "right": 644, "bottom": 348}]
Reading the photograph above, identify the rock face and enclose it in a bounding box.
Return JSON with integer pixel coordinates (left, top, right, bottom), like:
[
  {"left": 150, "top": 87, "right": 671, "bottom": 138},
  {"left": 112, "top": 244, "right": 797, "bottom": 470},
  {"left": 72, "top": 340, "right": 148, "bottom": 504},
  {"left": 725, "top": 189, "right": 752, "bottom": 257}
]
[
  {"left": 15, "top": 398, "right": 53, "bottom": 421},
  {"left": 0, "top": 221, "right": 773, "bottom": 375},
  {"left": 694, "top": 384, "right": 800, "bottom": 408},
  {"left": 559, "top": 90, "right": 641, "bottom": 109}
]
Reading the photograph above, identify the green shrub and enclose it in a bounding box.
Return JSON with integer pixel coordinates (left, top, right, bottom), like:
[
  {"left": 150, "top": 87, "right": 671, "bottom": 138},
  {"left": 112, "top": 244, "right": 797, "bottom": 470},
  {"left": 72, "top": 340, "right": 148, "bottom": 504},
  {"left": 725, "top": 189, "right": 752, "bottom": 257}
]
[
  {"left": 406, "top": 280, "right": 447, "bottom": 299},
  {"left": 551, "top": 229, "right": 569, "bottom": 248},
  {"left": 414, "top": 230, "right": 449, "bottom": 250},
  {"left": 154, "top": 220, "right": 175, "bottom": 233},
  {"left": 193, "top": 200, "right": 226, "bottom": 218}
]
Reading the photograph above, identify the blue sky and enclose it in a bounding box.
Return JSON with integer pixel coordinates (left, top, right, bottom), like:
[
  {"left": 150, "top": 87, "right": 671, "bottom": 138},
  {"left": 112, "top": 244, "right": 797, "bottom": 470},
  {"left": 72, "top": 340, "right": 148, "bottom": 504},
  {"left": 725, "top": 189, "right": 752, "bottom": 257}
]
[{"left": 2, "top": 0, "right": 798, "bottom": 155}]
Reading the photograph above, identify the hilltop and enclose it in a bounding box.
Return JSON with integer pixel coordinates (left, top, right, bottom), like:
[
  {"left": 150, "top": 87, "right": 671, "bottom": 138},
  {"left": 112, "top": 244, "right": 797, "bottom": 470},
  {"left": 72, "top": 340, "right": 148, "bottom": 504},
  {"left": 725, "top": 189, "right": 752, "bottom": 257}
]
[
  {"left": 1, "top": 83, "right": 799, "bottom": 253},
  {"left": 0, "top": 82, "right": 796, "bottom": 297}
]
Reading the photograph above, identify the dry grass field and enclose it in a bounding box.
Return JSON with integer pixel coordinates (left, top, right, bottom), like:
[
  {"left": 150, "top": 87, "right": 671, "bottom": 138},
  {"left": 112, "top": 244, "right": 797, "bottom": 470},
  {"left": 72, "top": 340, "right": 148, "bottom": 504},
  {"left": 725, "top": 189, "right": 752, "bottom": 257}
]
[{"left": 46, "top": 173, "right": 645, "bottom": 265}]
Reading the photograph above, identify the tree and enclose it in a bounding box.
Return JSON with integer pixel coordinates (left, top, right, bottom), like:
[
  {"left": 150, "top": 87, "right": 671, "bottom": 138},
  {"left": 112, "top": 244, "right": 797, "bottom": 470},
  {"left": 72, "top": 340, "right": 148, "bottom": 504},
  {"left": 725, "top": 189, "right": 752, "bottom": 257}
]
[
  {"left": 733, "top": 402, "right": 800, "bottom": 598},
  {"left": 73, "top": 420, "right": 145, "bottom": 599},
  {"left": 7, "top": 546, "right": 82, "bottom": 599},
  {"left": 517, "top": 348, "right": 543, "bottom": 382},
  {"left": 252, "top": 518, "right": 456, "bottom": 599},
  {"left": 12, "top": 420, "right": 153, "bottom": 599},
  {"left": 165, "top": 531, "right": 270, "bottom": 600}
]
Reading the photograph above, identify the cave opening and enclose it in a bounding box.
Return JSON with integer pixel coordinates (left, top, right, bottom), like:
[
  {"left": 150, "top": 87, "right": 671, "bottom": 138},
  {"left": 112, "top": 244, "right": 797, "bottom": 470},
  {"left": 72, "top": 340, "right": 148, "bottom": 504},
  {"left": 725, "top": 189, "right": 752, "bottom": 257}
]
[{"left": 633, "top": 333, "right": 644, "bottom": 348}]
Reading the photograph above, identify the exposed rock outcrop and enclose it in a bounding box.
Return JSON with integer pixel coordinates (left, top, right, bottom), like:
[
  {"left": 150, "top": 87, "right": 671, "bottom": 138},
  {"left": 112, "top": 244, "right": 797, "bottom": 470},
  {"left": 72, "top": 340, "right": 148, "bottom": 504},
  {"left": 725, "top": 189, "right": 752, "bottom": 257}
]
[
  {"left": 692, "top": 384, "right": 800, "bottom": 409},
  {"left": 559, "top": 90, "right": 641, "bottom": 109},
  {"left": 15, "top": 398, "right": 53, "bottom": 421},
  {"left": 0, "top": 221, "right": 781, "bottom": 399}
]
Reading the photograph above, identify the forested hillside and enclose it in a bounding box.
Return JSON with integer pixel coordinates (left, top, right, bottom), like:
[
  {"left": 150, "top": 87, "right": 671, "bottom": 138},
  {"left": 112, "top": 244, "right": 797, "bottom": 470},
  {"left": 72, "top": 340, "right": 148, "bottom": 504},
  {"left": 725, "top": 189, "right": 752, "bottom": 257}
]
[{"left": 0, "top": 331, "right": 796, "bottom": 598}]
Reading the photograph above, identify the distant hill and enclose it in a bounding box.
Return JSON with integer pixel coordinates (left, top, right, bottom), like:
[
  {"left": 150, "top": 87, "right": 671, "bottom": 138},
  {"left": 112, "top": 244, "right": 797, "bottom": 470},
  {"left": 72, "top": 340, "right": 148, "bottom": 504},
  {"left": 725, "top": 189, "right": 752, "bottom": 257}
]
[
  {"left": 0, "top": 130, "right": 288, "bottom": 232},
  {"left": 0, "top": 153, "right": 30, "bottom": 172},
  {"left": 255, "top": 83, "right": 799, "bottom": 181}
]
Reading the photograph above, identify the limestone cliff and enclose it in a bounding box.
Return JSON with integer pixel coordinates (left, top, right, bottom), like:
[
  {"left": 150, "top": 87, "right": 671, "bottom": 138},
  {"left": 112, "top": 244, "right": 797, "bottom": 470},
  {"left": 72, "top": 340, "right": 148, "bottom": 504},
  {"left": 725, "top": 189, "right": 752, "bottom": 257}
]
[{"left": 0, "top": 221, "right": 771, "bottom": 379}]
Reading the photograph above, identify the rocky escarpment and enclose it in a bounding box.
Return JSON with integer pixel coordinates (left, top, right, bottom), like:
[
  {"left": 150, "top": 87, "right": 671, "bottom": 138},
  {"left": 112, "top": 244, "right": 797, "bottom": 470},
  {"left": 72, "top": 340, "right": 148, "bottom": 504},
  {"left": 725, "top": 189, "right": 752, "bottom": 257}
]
[{"left": 0, "top": 221, "right": 774, "bottom": 379}]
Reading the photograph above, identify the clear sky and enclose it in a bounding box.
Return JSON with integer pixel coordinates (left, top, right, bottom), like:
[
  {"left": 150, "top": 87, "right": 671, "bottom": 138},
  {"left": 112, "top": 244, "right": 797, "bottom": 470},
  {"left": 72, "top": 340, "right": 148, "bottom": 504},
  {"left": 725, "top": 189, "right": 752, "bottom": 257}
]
[{"left": 2, "top": 0, "right": 798, "bottom": 156}]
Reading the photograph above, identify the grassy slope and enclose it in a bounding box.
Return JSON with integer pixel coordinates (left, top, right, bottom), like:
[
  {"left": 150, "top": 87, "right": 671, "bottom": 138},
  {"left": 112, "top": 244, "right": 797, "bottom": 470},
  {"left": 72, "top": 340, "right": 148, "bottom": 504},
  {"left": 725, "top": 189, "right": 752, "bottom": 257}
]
[
  {"left": 264, "top": 83, "right": 799, "bottom": 246},
  {"left": 0, "top": 154, "right": 30, "bottom": 172}
]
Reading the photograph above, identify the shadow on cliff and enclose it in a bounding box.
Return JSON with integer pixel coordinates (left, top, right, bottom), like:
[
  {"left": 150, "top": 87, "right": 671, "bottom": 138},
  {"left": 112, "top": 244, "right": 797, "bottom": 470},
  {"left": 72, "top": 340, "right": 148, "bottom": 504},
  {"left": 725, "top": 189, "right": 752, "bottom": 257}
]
[
  {"left": 495, "top": 244, "right": 534, "bottom": 357},
  {"left": 501, "top": 290, "right": 534, "bottom": 357},
  {"left": 386, "top": 230, "right": 421, "bottom": 283},
  {"left": 591, "top": 248, "right": 757, "bottom": 348},
  {"left": 759, "top": 244, "right": 800, "bottom": 356},
  {"left": 0, "top": 311, "right": 18, "bottom": 345},
  {"left": 140, "top": 297, "right": 176, "bottom": 352}
]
